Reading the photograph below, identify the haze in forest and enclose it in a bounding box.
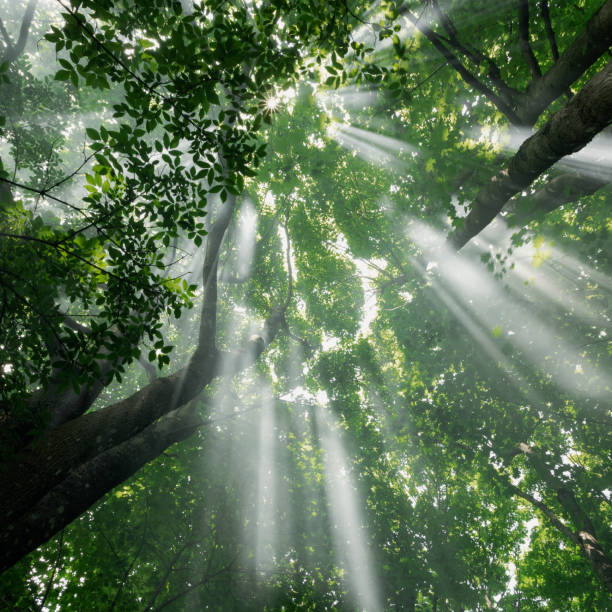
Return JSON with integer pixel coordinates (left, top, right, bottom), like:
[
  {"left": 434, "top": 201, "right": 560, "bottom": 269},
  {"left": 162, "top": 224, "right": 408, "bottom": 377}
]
[{"left": 0, "top": 0, "right": 610, "bottom": 610}]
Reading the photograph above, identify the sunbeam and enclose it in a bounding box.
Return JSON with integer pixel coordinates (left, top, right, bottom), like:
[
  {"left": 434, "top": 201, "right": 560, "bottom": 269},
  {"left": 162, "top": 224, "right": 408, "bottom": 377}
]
[
  {"left": 328, "top": 123, "right": 414, "bottom": 171},
  {"left": 236, "top": 198, "right": 257, "bottom": 279},
  {"left": 255, "top": 388, "right": 278, "bottom": 572},
  {"left": 407, "top": 221, "right": 612, "bottom": 400},
  {"left": 474, "top": 126, "right": 612, "bottom": 182},
  {"left": 315, "top": 404, "right": 381, "bottom": 611}
]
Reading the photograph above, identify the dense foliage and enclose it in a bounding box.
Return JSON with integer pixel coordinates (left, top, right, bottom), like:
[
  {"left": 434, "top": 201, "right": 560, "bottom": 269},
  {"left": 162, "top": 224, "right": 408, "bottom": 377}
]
[{"left": 0, "top": 0, "right": 610, "bottom": 609}]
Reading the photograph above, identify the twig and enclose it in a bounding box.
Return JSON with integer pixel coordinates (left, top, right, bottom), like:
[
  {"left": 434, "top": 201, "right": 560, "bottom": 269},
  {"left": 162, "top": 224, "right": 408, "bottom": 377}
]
[
  {"left": 0, "top": 176, "right": 85, "bottom": 213},
  {"left": 37, "top": 530, "right": 64, "bottom": 612},
  {"left": 110, "top": 500, "right": 149, "bottom": 611},
  {"left": 151, "top": 562, "right": 235, "bottom": 611},
  {"left": 0, "top": 232, "right": 124, "bottom": 281},
  {"left": 539, "top": 0, "right": 559, "bottom": 61},
  {"left": 518, "top": 0, "right": 542, "bottom": 78},
  {"left": 142, "top": 540, "right": 193, "bottom": 611},
  {"left": 54, "top": 0, "right": 215, "bottom": 144},
  {"left": 46, "top": 149, "right": 98, "bottom": 192},
  {"left": 0, "top": 276, "right": 70, "bottom": 362}
]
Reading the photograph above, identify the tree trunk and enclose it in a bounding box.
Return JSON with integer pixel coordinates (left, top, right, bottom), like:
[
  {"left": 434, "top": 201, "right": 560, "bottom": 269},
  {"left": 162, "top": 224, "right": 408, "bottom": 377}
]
[
  {"left": 508, "top": 444, "right": 612, "bottom": 593},
  {"left": 0, "top": 169, "right": 282, "bottom": 574},
  {"left": 449, "top": 59, "right": 612, "bottom": 249},
  {"left": 557, "top": 487, "right": 612, "bottom": 593},
  {"left": 0, "top": 407, "right": 202, "bottom": 574}
]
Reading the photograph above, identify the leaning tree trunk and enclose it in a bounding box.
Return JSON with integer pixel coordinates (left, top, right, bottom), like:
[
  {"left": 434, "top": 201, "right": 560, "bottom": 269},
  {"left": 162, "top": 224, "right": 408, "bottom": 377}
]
[
  {"left": 0, "top": 179, "right": 286, "bottom": 574},
  {"left": 506, "top": 443, "right": 612, "bottom": 593},
  {"left": 449, "top": 59, "right": 612, "bottom": 249}
]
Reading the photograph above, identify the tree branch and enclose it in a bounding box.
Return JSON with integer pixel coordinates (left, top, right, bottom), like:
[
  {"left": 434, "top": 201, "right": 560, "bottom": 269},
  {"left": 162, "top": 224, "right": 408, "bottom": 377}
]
[
  {"left": 507, "top": 443, "right": 612, "bottom": 591},
  {"left": 400, "top": 7, "right": 522, "bottom": 123},
  {"left": 142, "top": 538, "right": 194, "bottom": 611},
  {"left": 448, "top": 58, "right": 612, "bottom": 249},
  {"left": 539, "top": 0, "right": 559, "bottom": 62},
  {"left": 0, "top": 19, "right": 12, "bottom": 49},
  {"left": 197, "top": 191, "right": 236, "bottom": 358},
  {"left": 150, "top": 562, "right": 235, "bottom": 611},
  {"left": 1, "top": 0, "right": 37, "bottom": 67},
  {"left": 0, "top": 405, "right": 204, "bottom": 574},
  {"left": 518, "top": 0, "right": 542, "bottom": 79},
  {"left": 430, "top": 0, "right": 519, "bottom": 105},
  {"left": 515, "top": 0, "right": 612, "bottom": 125},
  {"left": 110, "top": 500, "right": 149, "bottom": 611},
  {"left": 503, "top": 171, "right": 609, "bottom": 227},
  {"left": 36, "top": 529, "right": 63, "bottom": 612},
  {"left": 509, "top": 482, "right": 578, "bottom": 543}
]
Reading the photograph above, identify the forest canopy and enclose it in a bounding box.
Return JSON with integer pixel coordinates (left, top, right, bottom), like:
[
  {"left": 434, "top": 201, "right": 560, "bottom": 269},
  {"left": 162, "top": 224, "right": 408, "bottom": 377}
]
[{"left": 0, "top": 0, "right": 610, "bottom": 609}]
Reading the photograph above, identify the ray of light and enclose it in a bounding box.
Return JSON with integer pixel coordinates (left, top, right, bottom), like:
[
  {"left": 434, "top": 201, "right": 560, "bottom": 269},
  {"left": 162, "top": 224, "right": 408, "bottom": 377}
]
[
  {"left": 475, "top": 219, "right": 612, "bottom": 330},
  {"left": 474, "top": 126, "right": 612, "bottom": 182},
  {"left": 316, "top": 85, "right": 379, "bottom": 110},
  {"left": 548, "top": 246, "right": 612, "bottom": 294},
  {"left": 236, "top": 198, "right": 257, "bottom": 279},
  {"left": 328, "top": 123, "right": 413, "bottom": 171},
  {"left": 408, "top": 221, "right": 612, "bottom": 400},
  {"left": 339, "top": 124, "right": 416, "bottom": 156},
  {"left": 315, "top": 404, "right": 381, "bottom": 611},
  {"left": 255, "top": 388, "right": 278, "bottom": 571}
]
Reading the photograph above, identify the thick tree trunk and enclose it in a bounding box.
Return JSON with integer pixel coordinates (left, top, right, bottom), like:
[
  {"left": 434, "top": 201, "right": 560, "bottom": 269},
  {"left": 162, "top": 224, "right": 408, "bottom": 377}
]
[
  {"left": 0, "top": 335, "right": 270, "bottom": 556},
  {"left": 0, "top": 169, "right": 283, "bottom": 574},
  {"left": 0, "top": 406, "right": 202, "bottom": 574},
  {"left": 0, "top": 362, "right": 212, "bottom": 524},
  {"left": 449, "top": 59, "right": 612, "bottom": 249}
]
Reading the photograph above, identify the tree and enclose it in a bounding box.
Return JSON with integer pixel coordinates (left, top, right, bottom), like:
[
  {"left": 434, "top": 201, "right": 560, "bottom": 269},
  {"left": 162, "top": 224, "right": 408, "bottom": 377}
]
[
  {"left": 0, "top": 0, "right": 610, "bottom": 608},
  {"left": 0, "top": 0, "right": 357, "bottom": 573}
]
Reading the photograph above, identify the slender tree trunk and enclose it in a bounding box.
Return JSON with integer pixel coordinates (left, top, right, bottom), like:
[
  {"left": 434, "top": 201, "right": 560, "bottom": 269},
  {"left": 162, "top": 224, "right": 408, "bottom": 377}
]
[
  {"left": 556, "top": 487, "right": 612, "bottom": 592},
  {"left": 506, "top": 444, "right": 612, "bottom": 593}
]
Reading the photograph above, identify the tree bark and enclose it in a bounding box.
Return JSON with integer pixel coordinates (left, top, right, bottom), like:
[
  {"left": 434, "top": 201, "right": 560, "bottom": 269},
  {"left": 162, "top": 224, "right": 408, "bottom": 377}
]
[
  {"left": 0, "top": 167, "right": 285, "bottom": 573},
  {"left": 505, "top": 444, "right": 612, "bottom": 593},
  {"left": 400, "top": 0, "right": 612, "bottom": 126},
  {"left": 448, "top": 58, "right": 612, "bottom": 249},
  {"left": 0, "top": 406, "right": 203, "bottom": 574},
  {"left": 518, "top": 0, "right": 541, "bottom": 79}
]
